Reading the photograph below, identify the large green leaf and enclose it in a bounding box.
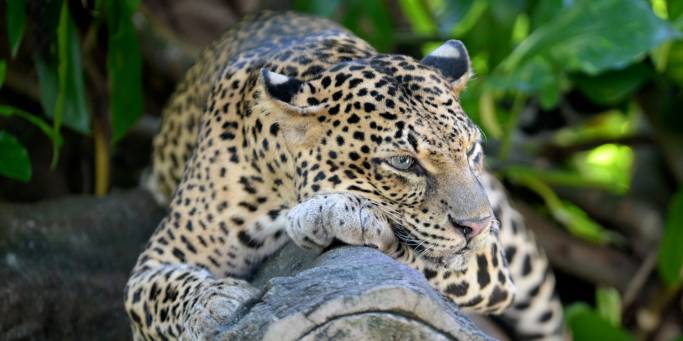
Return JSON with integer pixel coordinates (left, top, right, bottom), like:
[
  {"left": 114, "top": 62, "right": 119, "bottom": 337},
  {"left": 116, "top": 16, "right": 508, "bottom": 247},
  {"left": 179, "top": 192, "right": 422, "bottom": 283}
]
[
  {"left": 7, "top": 0, "right": 27, "bottom": 58},
  {"left": 572, "top": 63, "right": 653, "bottom": 106},
  {"left": 504, "top": 0, "right": 682, "bottom": 75},
  {"left": 566, "top": 303, "right": 633, "bottom": 341},
  {"left": 658, "top": 189, "right": 683, "bottom": 286},
  {"left": 107, "top": 0, "right": 143, "bottom": 142},
  {"left": 35, "top": 2, "right": 90, "bottom": 136},
  {"left": 0, "top": 130, "right": 31, "bottom": 182}
]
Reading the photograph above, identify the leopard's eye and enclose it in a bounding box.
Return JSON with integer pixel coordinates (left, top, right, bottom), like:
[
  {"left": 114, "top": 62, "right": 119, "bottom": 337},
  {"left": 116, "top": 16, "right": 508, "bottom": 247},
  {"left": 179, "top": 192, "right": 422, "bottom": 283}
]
[
  {"left": 387, "top": 155, "right": 415, "bottom": 171},
  {"left": 466, "top": 143, "right": 477, "bottom": 156}
]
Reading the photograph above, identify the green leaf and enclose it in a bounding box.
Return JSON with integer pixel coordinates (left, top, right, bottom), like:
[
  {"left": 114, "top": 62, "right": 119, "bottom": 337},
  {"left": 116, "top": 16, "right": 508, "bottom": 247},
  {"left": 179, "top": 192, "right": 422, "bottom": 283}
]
[
  {"left": 553, "top": 200, "right": 621, "bottom": 244},
  {"left": 504, "top": 0, "right": 682, "bottom": 75},
  {"left": 293, "top": 0, "right": 343, "bottom": 17},
  {"left": 529, "top": 0, "right": 568, "bottom": 30},
  {"left": 56, "top": 2, "right": 90, "bottom": 135},
  {"left": 0, "top": 130, "right": 31, "bottom": 182},
  {"left": 571, "top": 143, "right": 634, "bottom": 195},
  {"left": 35, "top": 57, "right": 59, "bottom": 118},
  {"left": 565, "top": 303, "right": 633, "bottom": 341},
  {"left": 505, "top": 166, "right": 622, "bottom": 244},
  {"left": 433, "top": 0, "right": 475, "bottom": 35},
  {"left": 0, "top": 105, "right": 63, "bottom": 145},
  {"left": 107, "top": 0, "right": 143, "bottom": 142},
  {"left": 572, "top": 63, "right": 653, "bottom": 106},
  {"left": 665, "top": 40, "right": 683, "bottom": 86},
  {"left": 488, "top": 56, "right": 559, "bottom": 93},
  {"left": 487, "top": 57, "right": 562, "bottom": 109},
  {"left": 399, "top": 0, "right": 437, "bottom": 35},
  {"left": 658, "top": 188, "right": 683, "bottom": 286},
  {"left": 0, "top": 59, "right": 5, "bottom": 88},
  {"left": 596, "top": 287, "right": 622, "bottom": 327},
  {"left": 7, "top": 0, "right": 27, "bottom": 58},
  {"left": 338, "top": 0, "right": 394, "bottom": 52}
]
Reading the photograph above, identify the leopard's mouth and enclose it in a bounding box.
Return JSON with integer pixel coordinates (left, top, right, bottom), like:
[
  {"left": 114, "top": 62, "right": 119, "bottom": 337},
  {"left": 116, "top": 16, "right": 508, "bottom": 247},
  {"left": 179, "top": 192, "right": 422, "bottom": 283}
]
[{"left": 390, "top": 221, "right": 471, "bottom": 269}]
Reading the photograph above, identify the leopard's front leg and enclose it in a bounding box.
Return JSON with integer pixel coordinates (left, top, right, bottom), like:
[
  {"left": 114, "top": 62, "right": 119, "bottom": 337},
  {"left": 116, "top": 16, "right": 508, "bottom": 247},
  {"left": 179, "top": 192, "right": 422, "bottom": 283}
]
[
  {"left": 286, "top": 193, "right": 402, "bottom": 255},
  {"left": 125, "top": 261, "right": 260, "bottom": 341}
]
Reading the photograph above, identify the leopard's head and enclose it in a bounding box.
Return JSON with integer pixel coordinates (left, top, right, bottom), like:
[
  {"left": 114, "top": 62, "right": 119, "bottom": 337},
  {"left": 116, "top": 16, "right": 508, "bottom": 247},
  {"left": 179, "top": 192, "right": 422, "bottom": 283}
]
[{"left": 258, "top": 40, "right": 513, "bottom": 312}]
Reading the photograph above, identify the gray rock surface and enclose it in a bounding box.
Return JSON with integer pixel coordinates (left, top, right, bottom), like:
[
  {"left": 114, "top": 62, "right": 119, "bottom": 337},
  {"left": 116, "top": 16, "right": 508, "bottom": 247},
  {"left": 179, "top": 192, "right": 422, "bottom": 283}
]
[
  {"left": 220, "top": 244, "right": 495, "bottom": 341},
  {"left": 0, "top": 189, "right": 494, "bottom": 340}
]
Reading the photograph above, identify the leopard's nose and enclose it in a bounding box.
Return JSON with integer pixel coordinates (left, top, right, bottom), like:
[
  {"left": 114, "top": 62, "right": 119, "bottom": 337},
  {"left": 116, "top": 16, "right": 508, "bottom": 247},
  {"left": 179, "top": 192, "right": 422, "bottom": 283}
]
[{"left": 449, "top": 215, "right": 492, "bottom": 241}]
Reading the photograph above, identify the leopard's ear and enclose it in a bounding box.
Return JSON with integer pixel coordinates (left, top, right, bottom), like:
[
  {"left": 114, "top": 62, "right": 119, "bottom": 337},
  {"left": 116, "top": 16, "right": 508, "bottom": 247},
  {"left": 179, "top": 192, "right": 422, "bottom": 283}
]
[
  {"left": 259, "top": 68, "right": 319, "bottom": 115},
  {"left": 421, "top": 40, "right": 472, "bottom": 94},
  {"left": 258, "top": 68, "right": 323, "bottom": 145}
]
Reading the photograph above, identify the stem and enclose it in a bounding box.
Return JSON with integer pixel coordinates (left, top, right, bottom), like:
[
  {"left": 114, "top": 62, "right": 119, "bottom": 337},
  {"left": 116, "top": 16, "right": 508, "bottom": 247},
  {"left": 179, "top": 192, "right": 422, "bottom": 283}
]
[
  {"left": 93, "top": 116, "right": 109, "bottom": 197},
  {"left": 498, "top": 92, "right": 525, "bottom": 161}
]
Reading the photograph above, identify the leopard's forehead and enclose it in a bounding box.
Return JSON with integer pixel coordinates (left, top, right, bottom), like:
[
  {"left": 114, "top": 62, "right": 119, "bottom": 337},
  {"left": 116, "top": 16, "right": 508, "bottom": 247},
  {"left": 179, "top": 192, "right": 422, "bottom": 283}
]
[{"left": 310, "top": 54, "right": 480, "bottom": 155}]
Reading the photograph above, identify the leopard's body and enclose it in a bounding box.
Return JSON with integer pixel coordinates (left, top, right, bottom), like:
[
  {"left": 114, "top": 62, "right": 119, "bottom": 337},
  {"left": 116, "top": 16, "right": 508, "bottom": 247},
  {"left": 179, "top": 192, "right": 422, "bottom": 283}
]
[{"left": 126, "top": 11, "right": 564, "bottom": 340}]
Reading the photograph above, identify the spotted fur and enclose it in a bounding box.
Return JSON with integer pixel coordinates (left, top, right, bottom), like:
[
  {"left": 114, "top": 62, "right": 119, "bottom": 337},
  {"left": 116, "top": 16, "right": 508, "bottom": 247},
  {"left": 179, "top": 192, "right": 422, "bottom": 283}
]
[{"left": 127, "top": 11, "right": 565, "bottom": 340}]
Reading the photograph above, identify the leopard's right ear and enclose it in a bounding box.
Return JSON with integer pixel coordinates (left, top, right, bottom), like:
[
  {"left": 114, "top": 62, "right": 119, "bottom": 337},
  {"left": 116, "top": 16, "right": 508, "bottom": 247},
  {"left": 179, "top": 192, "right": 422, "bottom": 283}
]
[{"left": 259, "top": 69, "right": 320, "bottom": 115}]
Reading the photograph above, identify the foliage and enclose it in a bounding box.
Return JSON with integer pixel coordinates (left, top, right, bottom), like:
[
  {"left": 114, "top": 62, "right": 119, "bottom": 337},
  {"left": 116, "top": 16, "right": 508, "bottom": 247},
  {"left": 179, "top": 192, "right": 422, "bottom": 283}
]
[
  {"left": 106, "top": 0, "right": 143, "bottom": 142},
  {"left": 658, "top": 188, "right": 683, "bottom": 286},
  {"left": 566, "top": 287, "right": 631, "bottom": 340},
  {"left": 1, "top": 0, "right": 142, "bottom": 186},
  {"left": 0, "top": 0, "right": 680, "bottom": 338},
  {"left": 0, "top": 130, "right": 30, "bottom": 182}
]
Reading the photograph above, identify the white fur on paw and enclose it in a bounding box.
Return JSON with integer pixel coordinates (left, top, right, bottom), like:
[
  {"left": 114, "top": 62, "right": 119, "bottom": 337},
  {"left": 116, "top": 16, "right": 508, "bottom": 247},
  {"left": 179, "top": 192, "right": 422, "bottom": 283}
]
[
  {"left": 181, "top": 280, "right": 259, "bottom": 340},
  {"left": 286, "top": 193, "right": 399, "bottom": 253}
]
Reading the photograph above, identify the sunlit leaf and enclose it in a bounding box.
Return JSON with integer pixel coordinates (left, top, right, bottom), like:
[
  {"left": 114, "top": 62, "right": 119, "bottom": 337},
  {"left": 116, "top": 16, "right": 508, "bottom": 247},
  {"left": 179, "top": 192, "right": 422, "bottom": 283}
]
[
  {"left": 566, "top": 303, "right": 633, "bottom": 341},
  {"left": 505, "top": 167, "right": 621, "bottom": 244},
  {"left": 7, "top": 0, "right": 27, "bottom": 58},
  {"left": 572, "top": 144, "right": 634, "bottom": 195},
  {"left": 658, "top": 189, "right": 683, "bottom": 286},
  {"left": 106, "top": 0, "right": 143, "bottom": 142},
  {"left": 504, "top": 0, "right": 682, "bottom": 75},
  {"left": 0, "top": 130, "right": 31, "bottom": 182},
  {"left": 553, "top": 110, "right": 636, "bottom": 147},
  {"left": 596, "top": 287, "right": 622, "bottom": 327},
  {"left": 554, "top": 200, "right": 619, "bottom": 244},
  {"left": 399, "top": 0, "right": 436, "bottom": 35},
  {"left": 511, "top": 13, "right": 529, "bottom": 44}
]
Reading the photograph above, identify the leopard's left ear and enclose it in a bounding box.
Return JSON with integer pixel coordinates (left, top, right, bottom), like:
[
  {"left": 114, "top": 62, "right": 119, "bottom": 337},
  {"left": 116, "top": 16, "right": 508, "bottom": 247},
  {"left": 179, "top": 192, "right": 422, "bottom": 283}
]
[
  {"left": 421, "top": 40, "right": 472, "bottom": 94},
  {"left": 259, "top": 68, "right": 320, "bottom": 115}
]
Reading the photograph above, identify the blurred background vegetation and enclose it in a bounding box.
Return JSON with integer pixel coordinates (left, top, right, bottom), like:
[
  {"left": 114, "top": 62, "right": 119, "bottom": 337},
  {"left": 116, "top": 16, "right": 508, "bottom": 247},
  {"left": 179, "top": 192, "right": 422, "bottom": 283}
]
[{"left": 0, "top": 0, "right": 682, "bottom": 340}]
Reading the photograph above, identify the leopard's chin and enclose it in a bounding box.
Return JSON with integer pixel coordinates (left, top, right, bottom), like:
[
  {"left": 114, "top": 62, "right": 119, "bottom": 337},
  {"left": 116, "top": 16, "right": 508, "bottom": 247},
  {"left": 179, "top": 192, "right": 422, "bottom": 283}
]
[
  {"left": 421, "top": 247, "right": 471, "bottom": 271},
  {"left": 390, "top": 222, "right": 473, "bottom": 270}
]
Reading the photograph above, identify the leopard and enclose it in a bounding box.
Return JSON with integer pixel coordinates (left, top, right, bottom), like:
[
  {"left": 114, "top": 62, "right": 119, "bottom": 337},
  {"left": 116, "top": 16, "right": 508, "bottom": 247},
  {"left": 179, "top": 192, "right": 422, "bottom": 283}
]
[{"left": 125, "top": 11, "right": 565, "bottom": 340}]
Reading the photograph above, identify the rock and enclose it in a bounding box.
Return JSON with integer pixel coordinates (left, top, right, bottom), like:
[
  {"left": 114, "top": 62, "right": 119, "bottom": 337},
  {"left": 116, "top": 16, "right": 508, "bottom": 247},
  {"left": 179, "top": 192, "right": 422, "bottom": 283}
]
[
  {"left": 0, "top": 189, "right": 493, "bottom": 340},
  {"left": 221, "top": 244, "right": 494, "bottom": 341}
]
